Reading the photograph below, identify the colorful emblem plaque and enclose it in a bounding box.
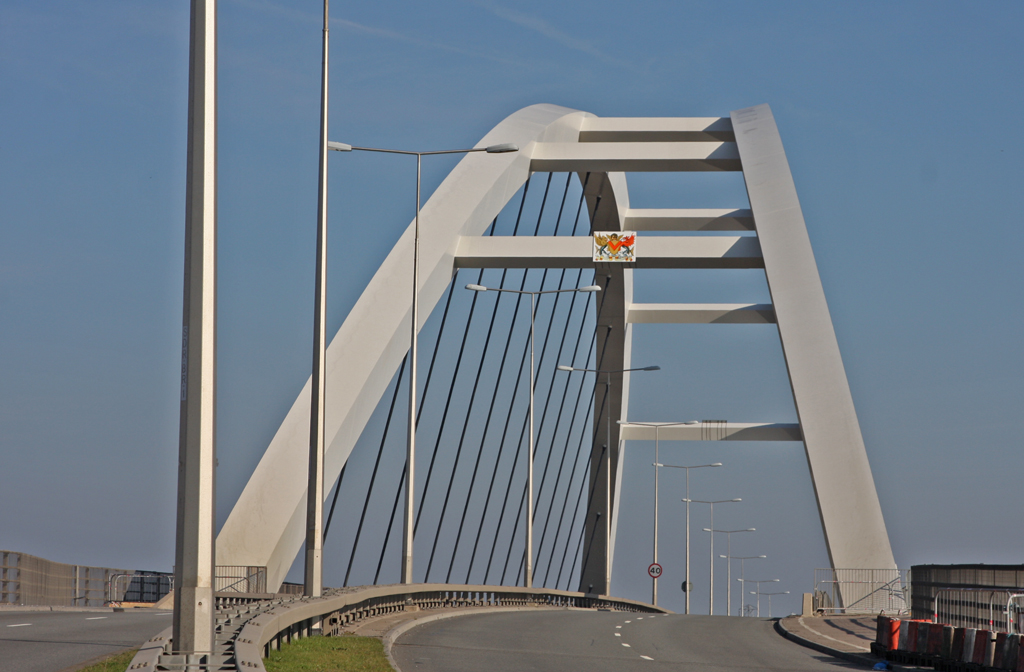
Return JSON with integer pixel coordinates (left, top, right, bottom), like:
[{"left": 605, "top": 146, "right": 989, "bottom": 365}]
[{"left": 593, "top": 231, "right": 636, "bottom": 262}]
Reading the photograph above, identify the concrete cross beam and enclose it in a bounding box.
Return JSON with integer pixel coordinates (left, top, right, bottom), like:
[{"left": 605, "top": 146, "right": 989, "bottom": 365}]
[
  {"left": 453, "top": 235, "right": 763, "bottom": 269},
  {"left": 624, "top": 208, "right": 755, "bottom": 231},
  {"left": 618, "top": 422, "right": 802, "bottom": 442},
  {"left": 529, "top": 142, "right": 741, "bottom": 172},
  {"left": 626, "top": 303, "right": 776, "bottom": 324},
  {"left": 578, "top": 117, "right": 735, "bottom": 143}
]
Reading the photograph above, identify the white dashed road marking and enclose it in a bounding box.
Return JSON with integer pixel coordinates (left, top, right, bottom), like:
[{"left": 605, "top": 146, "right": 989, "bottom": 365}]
[
  {"left": 615, "top": 633, "right": 621, "bottom": 637},
  {"left": 641, "top": 655, "right": 654, "bottom": 660},
  {"left": 616, "top": 625, "right": 622, "bottom": 629},
  {"left": 86, "top": 617, "right": 108, "bottom": 620},
  {"left": 7, "top": 623, "right": 31, "bottom": 628},
  {"left": 624, "top": 620, "right": 631, "bottom": 623},
  {"left": 622, "top": 642, "right": 631, "bottom": 647}
]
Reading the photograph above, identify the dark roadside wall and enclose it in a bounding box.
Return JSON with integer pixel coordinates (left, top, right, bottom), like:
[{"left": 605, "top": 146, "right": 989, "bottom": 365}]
[{"left": 911, "top": 564, "right": 1024, "bottom": 621}]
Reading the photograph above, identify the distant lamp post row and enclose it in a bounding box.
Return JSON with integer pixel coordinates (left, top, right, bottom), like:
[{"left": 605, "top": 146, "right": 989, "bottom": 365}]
[
  {"left": 684, "top": 497, "right": 740, "bottom": 615},
  {"left": 466, "top": 283, "right": 601, "bottom": 587},
  {"left": 721, "top": 554, "right": 766, "bottom": 617},
  {"left": 739, "top": 578, "right": 781, "bottom": 617},
  {"left": 749, "top": 589, "right": 789, "bottom": 618},
  {"left": 705, "top": 527, "right": 754, "bottom": 616}
]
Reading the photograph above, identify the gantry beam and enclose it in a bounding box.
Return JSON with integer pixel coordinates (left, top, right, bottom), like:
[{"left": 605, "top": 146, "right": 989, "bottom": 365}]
[
  {"left": 578, "top": 117, "right": 735, "bottom": 143},
  {"left": 453, "top": 236, "right": 762, "bottom": 269},
  {"left": 619, "top": 422, "right": 801, "bottom": 442},
  {"left": 625, "top": 208, "right": 754, "bottom": 231},
  {"left": 529, "top": 142, "right": 741, "bottom": 172},
  {"left": 626, "top": 303, "right": 776, "bottom": 324}
]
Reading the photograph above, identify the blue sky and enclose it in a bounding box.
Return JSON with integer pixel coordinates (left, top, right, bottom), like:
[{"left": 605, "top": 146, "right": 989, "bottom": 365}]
[{"left": 1, "top": 1, "right": 1021, "bottom": 616}]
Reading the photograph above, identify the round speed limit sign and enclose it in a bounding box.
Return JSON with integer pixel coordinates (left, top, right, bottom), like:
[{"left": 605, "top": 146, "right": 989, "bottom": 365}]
[{"left": 647, "top": 563, "right": 663, "bottom": 579}]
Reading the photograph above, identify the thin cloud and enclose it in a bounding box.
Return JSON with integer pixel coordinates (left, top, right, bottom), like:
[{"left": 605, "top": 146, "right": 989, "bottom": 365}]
[
  {"left": 228, "top": 0, "right": 522, "bottom": 66},
  {"left": 471, "top": 0, "right": 628, "bottom": 68}
]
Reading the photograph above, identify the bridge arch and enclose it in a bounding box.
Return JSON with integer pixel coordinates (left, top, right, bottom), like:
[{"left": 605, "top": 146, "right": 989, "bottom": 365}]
[{"left": 217, "top": 103, "right": 895, "bottom": 602}]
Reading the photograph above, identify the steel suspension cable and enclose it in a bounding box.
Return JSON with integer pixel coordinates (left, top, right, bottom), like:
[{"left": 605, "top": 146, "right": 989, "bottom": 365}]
[
  {"left": 443, "top": 175, "right": 572, "bottom": 583},
  {"left": 413, "top": 207, "right": 522, "bottom": 536},
  {"left": 479, "top": 173, "right": 593, "bottom": 585},
  {"left": 374, "top": 215, "right": 501, "bottom": 583},
  {"left": 342, "top": 354, "right": 408, "bottom": 585},
  {"left": 419, "top": 180, "right": 539, "bottom": 582},
  {"left": 535, "top": 321, "right": 598, "bottom": 583}
]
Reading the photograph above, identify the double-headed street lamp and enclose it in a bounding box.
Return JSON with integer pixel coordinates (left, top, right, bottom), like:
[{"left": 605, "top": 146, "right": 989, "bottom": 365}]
[
  {"left": 615, "top": 420, "right": 700, "bottom": 608},
  {"left": 739, "top": 578, "right": 780, "bottom": 617},
  {"left": 704, "top": 527, "right": 754, "bottom": 616},
  {"left": 320, "top": 141, "right": 518, "bottom": 587},
  {"left": 720, "top": 554, "right": 766, "bottom": 617},
  {"left": 683, "top": 498, "right": 741, "bottom": 615},
  {"left": 557, "top": 364, "right": 659, "bottom": 594},
  {"left": 750, "top": 590, "right": 790, "bottom": 618},
  {"left": 466, "top": 283, "right": 601, "bottom": 587}
]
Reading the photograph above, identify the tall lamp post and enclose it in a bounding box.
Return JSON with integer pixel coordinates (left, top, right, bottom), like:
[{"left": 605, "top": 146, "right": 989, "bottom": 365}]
[
  {"left": 615, "top": 420, "right": 700, "bottom": 607},
  {"left": 739, "top": 578, "right": 780, "bottom": 617},
  {"left": 720, "top": 554, "right": 765, "bottom": 617},
  {"left": 684, "top": 498, "right": 741, "bottom": 615},
  {"left": 328, "top": 141, "right": 518, "bottom": 584},
  {"left": 556, "top": 364, "right": 659, "bottom": 594},
  {"left": 705, "top": 527, "right": 754, "bottom": 616},
  {"left": 466, "top": 283, "right": 601, "bottom": 587},
  {"left": 750, "top": 590, "right": 790, "bottom": 618}
]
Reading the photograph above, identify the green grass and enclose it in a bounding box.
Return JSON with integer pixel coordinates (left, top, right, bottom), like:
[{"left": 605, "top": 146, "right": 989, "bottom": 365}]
[
  {"left": 75, "top": 649, "right": 137, "bottom": 672},
  {"left": 264, "top": 635, "right": 393, "bottom": 672}
]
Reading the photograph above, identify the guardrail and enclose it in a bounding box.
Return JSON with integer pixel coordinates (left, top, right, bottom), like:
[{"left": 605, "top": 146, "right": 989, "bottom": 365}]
[
  {"left": 107, "top": 573, "right": 173, "bottom": 604},
  {"left": 813, "top": 568, "right": 909, "bottom": 614},
  {"left": 129, "top": 583, "right": 669, "bottom": 671}
]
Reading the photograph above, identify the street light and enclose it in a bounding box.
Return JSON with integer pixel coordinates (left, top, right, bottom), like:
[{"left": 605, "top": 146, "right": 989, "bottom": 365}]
[
  {"left": 683, "top": 498, "right": 741, "bottom": 615},
  {"left": 740, "top": 578, "right": 780, "bottom": 617},
  {"left": 705, "top": 528, "right": 754, "bottom": 616},
  {"left": 750, "top": 590, "right": 790, "bottom": 618},
  {"left": 466, "top": 283, "right": 601, "bottom": 587},
  {"left": 557, "top": 364, "right": 659, "bottom": 594},
  {"left": 655, "top": 461, "right": 721, "bottom": 614},
  {"left": 328, "top": 141, "right": 518, "bottom": 585},
  {"left": 615, "top": 420, "right": 699, "bottom": 608},
  {"left": 720, "top": 554, "right": 765, "bottom": 617}
]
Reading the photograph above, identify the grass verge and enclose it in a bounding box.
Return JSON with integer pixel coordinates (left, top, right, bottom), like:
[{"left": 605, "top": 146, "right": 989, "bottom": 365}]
[
  {"left": 264, "top": 635, "right": 393, "bottom": 672},
  {"left": 74, "top": 648, "right": 137, "bottom": 672}
]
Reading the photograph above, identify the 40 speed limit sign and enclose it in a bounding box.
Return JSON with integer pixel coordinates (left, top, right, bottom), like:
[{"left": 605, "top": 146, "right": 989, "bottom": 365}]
[{"left": 647, "top": 563, "right": 663, "bottom": 579}]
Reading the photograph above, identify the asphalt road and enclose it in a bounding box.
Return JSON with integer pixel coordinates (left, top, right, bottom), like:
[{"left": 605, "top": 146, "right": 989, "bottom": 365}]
[
  {"left": 392, "top": 610, "right": 858, "bottom": 672},
  {"left": 0, "top": 609, "right": 172, "bottom": 672}
]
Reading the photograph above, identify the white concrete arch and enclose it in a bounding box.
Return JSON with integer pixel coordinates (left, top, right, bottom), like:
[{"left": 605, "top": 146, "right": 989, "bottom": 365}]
[
  {"left": 218, "top": 103, "right": 896, "bottom": 602},
  {"left": 217, "top": 105, "right": 593, "bottom": 590}
]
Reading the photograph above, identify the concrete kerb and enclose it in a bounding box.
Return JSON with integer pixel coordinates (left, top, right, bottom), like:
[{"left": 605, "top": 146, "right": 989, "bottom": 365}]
[{"left": 775, "top": 616, "right": 923, "bottom": 671}]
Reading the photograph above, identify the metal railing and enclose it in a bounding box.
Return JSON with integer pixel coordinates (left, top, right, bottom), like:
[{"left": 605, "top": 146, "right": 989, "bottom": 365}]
[
  {"left": 1, "top": 550, "right": 130, "bottom": 607},
  {"left": 215, "top": 565, "right": 267, "bottom": 594},
  {"left": 932, "top": 588, "right": 1024, "bottom": 634},
  {"left": 107, "top": 573, "right": 173, "bottom": 603},
  {"left": 813, "top": 568, "right": 909, "bottom": 614}
]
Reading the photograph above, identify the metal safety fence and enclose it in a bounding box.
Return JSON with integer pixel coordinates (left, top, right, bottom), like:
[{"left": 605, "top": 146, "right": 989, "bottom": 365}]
[
  {"left": 215, "top": 566, "right": 267, "bottom": 594},
  {"left": 1, "top": 550, "right": 130, "bottom": 607},
  {"left": 107, "top": 573, "right": 174, "bottom": 604},
  {"left": 932, "top": 589, "right": 1024, "bottom": 634},
  {"left": 813, "top": 568, "right": 909, "bottom": 614}
]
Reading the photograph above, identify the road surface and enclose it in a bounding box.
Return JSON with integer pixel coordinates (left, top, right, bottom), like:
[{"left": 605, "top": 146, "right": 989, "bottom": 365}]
[
  {"left": 0, "top": 609, "right": 171, "bottom": 672},
  {"left": 392, "top": 610, "right": 854, "bottom": 671}
]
